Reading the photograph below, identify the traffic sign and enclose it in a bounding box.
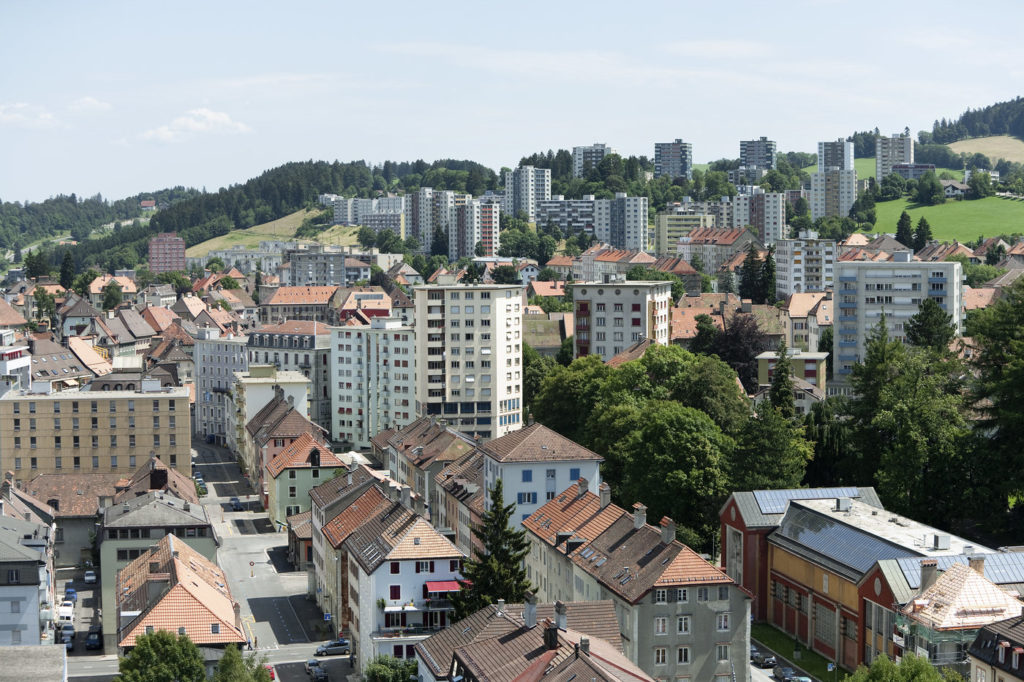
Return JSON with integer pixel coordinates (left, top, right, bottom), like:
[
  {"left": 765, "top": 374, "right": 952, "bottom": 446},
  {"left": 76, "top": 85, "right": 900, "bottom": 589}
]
[
  {"left": 249, "top": 561, "right": 255, "bottom": 567},
  {"left": 828, "top": 663, "right": 835, "bottom": 671},
  {"left": 324, "top": 613, "right": 332, "bottom": 622}
]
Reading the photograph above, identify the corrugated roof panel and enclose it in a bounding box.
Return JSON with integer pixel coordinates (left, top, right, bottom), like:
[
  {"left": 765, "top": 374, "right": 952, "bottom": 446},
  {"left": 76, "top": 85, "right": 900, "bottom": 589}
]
[
  {"left": 753, "top": 487, "right": 861, "bottom": 515},
  {"left": 897, "top": 553, "right": 1024, "bottom": 590},
  {"left": 776, "top": 506, "right": 911, "bottom": 573}
]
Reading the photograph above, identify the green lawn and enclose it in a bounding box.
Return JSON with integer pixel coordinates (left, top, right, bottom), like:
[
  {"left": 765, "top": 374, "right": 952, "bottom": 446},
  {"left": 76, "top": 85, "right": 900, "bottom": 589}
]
[
  {"left": 873, "top": 196, "right": 1024, "bottom": 242},
  {"left": 752, "top": 623, "right": 836, "bottom": 681}
]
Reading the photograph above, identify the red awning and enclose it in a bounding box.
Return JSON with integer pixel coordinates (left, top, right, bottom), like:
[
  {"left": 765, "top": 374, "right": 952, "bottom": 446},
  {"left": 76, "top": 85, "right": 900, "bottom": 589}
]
[{"left": 425, "top": 580, "right": 462, "bottom": 592}]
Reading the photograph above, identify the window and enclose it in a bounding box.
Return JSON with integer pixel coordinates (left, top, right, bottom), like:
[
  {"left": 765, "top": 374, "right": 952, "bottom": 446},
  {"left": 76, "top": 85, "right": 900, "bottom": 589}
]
[
  {"left": 677, "top": 616, "right": 690, "bottom": 634},
  {"left": 72, "top": 417, "right": 79, "bottom": 430},
  {"left": 569, "top": 467, "right": 580, "bottom": 481},
  {"left": 153, "top": 416, "right": 160, "bottom": 429},
  {"left": 30, "top": 457, "right": 36, "bottom": 469},
  {"left": 53, "top": 418, "right": 60, "bottom": 430},
  {"left": 389, "top": 585, "right": 401, "bottom": 600},
  {"left": 450, "top": 560, "right": 460, "bottom": 572},
  {"left": 718, "top": 586, "right": 729, "bottom": 601},
  {"left": 416, "top": 561, "right": 434, "bottom": 573},
  {"left": 146, "top": 626, "right": 154, "bottom": 635},
  {"left": 655, "top": 589, "right": 667, "bottom": 604},
  {"left": 128, "top": 400, "right": 134, "bottom": 412},
  {"left": 814, "top": 602, "right": 836, "bottom": 645},
  {"left": 111, "top": 435, "right": 117, "bottom": 448},
  {"left": 717, "top": 612, "right": 730, "bottom": 631},
  {"left": 822, "top": 574, "right": 829, "bottom": 593},
  {"left": 169, "top": 416, "right": 175, "bottom": 429},
  {"left": 677, "top": 647, "right": 690, "bottom": 664},
  {"left": 211, "top": 624, "right": 220, "bottom": 634},
  {"left": 111, "top": 456, "right": 117, "bottom": 468},
  {"left": 6, "top": 569, "right": 19, "bottom": 583},
  {"left": 521, "top": 469, "right": 532, "bottom": 482},
  {"left": 153, "top": 400, "right": 160, "bottom": 412},
  {"left": 654, "top": 617, "right": 667, "bottom": 635},
  {"left": 289, "top": 486, "right": 296, "bottom": 497},
  {"left": 178, "top": 627, "right": 186, "bottom": 635},
  {"left": 129, "top": 434, "right": 135, "bottom": 448},
  {"left": 153, "top": 435, "right": 160, "bottom": 447},
  {"left": 677, "top": 588, "right": 688, "bottom": 603},
  {"left": 129, "top": 455, "right": 135, "bottom": 467},
  {"left": 92, "top": 456, "right": 99, "bottom": 468},
  {"left": 92, "top": 436, "right": 99, "bottom": 448},
  {"left": 13, "top": 438, "right": 19, "bottom": 450},
  {"left": 517, "top": 492, "right": 537, "bottom": 505},
  {"left": 697, "top": 587, "right": 709, "bottom": 602},
  {"left": 54, "top": 456, "right": 61, "bottom": 469},
  {"left": 73, "top": 436, "right": 80, "bottom": 449},
  {"left": 53, "top": 403, "right": 59, "bottom": 414},
  {"left": 390, "top": 562, "right": 400, "bottom": 575},
  {"left": 654, "top": 648, "right": 666, "bottom": 665},
  {"left": 10, "top": 600, "right": 19, "bottom": 613},
  {"left": 90, "top": 400, "right": 97, "bottom": 413},
  {"left": 716, "top": 644, "right": 730, "bottom": 662}
]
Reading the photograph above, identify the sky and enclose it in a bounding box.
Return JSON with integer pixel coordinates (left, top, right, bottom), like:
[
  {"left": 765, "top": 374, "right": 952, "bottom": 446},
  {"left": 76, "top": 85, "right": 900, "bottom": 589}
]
[{"left": 2, "top": 0, "right": 1023, "bottom": 203}]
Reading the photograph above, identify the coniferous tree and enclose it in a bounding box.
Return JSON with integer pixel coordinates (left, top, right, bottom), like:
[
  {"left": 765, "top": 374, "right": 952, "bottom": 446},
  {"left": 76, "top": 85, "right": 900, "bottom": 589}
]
[
  {"left": 905, "top": 298, "right": 954, "bottom": 351},
  {"left": 895, "top": 211, "right": 914, "bottom": 248},
  {"left": 913, "top": 217, "right": 933, "bottom": 251},
  {"left": 738, "top": 243, "right": 762, "bottom": 300},
  {"left": 60, "top": 251, "right": 75, "bottom": 289},
  {"left": 768, "top": 338, "right": 795, "bottom": 420},
  {"left": 759, "top": 246, "right": 776, "bottom": 305},
  {"left": 102, "top": 281, "right": 123, "bottom": 310},
  {"left": 451, "top": 479, "right": 531, "bottom": 621}
]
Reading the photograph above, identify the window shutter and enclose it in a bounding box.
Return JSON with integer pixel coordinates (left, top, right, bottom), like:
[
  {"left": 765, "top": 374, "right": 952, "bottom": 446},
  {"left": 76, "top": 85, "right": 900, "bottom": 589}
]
[
  {"left": 430, "top": 561, "right": 435, "bottom": 572},
  {"left": 415, "top": 563, "right": 421, "bottom": 574},
  {"left": 668, "top": 588, "right": 676, "bottom": 602},
  {"left": 651, "top": 591, "right": 658, "bottom": 604}
]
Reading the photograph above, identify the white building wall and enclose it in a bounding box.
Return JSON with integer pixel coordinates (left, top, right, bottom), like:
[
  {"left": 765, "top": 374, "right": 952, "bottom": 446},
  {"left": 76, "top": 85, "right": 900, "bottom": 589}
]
[
  {"left": 0, "top": 582, "right": 43, "bottom": 645},
  {"left": 570, "top": 281, "right": 672, "bottom": 362},
  {"left": 484, "top": 457, "right": 601, "bottom": 526},
  {"left": 193, "top": 330, "right": 249, "bottom": 444}
]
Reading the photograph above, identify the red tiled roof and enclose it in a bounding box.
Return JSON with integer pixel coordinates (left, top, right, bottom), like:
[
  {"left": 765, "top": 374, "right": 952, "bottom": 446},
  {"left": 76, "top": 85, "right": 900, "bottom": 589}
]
[
  {"left": 265, "top": 286, "right": 338, "bottom": 306},
  {"left": 255, "top": 320, "right": 332, "bottom": 335},
  {"left": 528, "top": 281, "right": 566, "bottom": 298},
  {"left": 266, "top": 432, "right": 347, "bottom": 479},
  {"left": 545, "top": 255, "right": 574, "bottom": 267},
  {"left": 321, "top": 485, "right": 391, "bottom": 548},
  {"left": 670, "top": 306, "right": 722, "bottom": 341},
  {"left": 683, "top": 227, "right": 749, "bottom": 245}
]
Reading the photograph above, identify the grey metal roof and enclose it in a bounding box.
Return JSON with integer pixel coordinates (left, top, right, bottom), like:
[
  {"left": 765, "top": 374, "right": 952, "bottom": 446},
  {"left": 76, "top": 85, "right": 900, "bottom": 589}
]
[
  {"left": 103, "top": 490, "right": 208, "bottom": 527},
  {"left": 0, "top": 516, "right": 49, "bottom": 563},
  {"left": 727, "top": 486, "right": 883, "bottom": 529},
  {"left": 896, "top": 553, "right": 1024, "bottom": 590}
]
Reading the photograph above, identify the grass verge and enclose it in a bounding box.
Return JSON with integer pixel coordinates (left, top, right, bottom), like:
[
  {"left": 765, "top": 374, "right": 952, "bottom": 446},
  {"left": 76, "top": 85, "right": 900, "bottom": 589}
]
[{"left": 752, "top": 622, "right": 836, "bottom": 681}]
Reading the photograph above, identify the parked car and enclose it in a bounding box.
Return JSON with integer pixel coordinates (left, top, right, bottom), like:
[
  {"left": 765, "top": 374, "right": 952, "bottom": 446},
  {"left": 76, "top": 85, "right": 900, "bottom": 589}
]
[
  {"left": 83, "top": 570, "right": 97, "bottom": 584},
  {"left": 754, "top": 650, "right": 777, "bottom": 668},
  {"left": 750, "top": 645, "right": 760, "bottom": 662},
  {"left": 315, "top": 638, "right": 351, "bottom": 656},
  {"left": 264, "top": 664, "right": 276, "bottom": 680},
  {"left": 230, "top": 497, "right": 243, "bottom": 512},
  {"left": 85, "top": 631, "right": 102, "bottom": 650},
  {"left": 305, "top": 660, "right": 322, "bottom": 675},
  {"left": 64, "top": 587, "right": 78, "bottom": 604},
  {"left": 60, "top": 624, "right": 75, "bottom": 641},
  {"left": 791, "top": 677, "right": 813, "bottom": 682},
  {"left": 773, "top": 665, "right": 797, "bottom": 681},
  {"left": 310, "top": 668, "right": 328, "bottom": 682},
  {"left": 62, "top": 633, "right": 74, "bottom": 652}
]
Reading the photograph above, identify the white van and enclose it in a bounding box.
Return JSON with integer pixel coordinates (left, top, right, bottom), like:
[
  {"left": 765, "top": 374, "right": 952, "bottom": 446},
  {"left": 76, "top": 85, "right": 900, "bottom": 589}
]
[{"left": 57, "top": 600, "right": 74, "bottom": 623}]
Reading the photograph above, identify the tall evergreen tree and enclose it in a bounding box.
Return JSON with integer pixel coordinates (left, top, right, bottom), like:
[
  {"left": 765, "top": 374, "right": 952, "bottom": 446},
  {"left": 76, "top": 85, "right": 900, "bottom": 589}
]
[
  {"left": 895, "top": 211, "right": 914, "bottom": 248},
  {"left": 905, "top": 298, "right": 954, "bottom": 351},
  {"left": 60, "top": 251, "right": 75, "bottom": 289},
  {"left": 738, "top": 243, "right": 762, "bottom": 300},
  {"left": 768, "top": 338, "right": 795, "bottom": 419},
  {"left": 102, "top": 281, "right": 123, "bottom": 311},
  {"left": 451, "top": 479, "right": 531, "bottom": 621},
  {"left": 913, "top": 217, "right": 933, "bottom": 251},
  {"left": 759, "top": 246, "right": 776, "bottom": 305}
]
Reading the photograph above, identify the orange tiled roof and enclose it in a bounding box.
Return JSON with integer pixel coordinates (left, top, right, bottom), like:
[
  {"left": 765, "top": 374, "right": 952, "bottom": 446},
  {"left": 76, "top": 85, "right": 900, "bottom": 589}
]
[
  {"left": 670, "top": 306, "right": 723, "bottom": 341},
  {"left": 89, "top": 275, "right": 137, "bottom": 295},
  {"left": 321, "top": 485, "right": 391, "bottom": 548},
  {"left": 784, "top": 292, "right": 828, "bottom": 319},
  {"left": 265, "top": 286, "right": 339, "bottom": 306},
  {"left": 254, "top": 320, "right": 331, "bottom": 335},
  {"left": 963, "top": 286, "right": 998, "bottom": 311},
  {"left": 266, "top": 432, "right": 347, "bottom": 479},
  {"left": 142, "top": 306, "right": 180, "bottom": 333},
  {"left": 683, "top": 227, "right": 749, "bottom": 245},
  {"left": 528, "top": 281, "right": 565, "bottom": 298},
  {"left": 545, "top": 255, "right": 574, "bottom": 267}
]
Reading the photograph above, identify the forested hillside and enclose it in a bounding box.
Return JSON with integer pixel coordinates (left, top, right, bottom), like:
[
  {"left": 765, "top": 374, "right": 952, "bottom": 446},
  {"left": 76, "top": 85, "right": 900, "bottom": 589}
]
[{"left": 923, "top": 97, "right": 1024, "bottom": 144}]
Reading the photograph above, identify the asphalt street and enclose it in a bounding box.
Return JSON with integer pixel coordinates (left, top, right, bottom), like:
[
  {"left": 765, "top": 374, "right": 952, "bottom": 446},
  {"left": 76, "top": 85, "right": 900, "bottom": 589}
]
[{"left": 69, "top": 440, "right": 344, "bottom": 681}]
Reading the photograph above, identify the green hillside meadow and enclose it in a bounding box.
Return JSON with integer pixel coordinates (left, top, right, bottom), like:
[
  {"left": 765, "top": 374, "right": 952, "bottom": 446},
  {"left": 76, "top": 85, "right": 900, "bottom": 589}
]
[{"left": 872, "top": 196, "right": 1024, "bottom": 242}]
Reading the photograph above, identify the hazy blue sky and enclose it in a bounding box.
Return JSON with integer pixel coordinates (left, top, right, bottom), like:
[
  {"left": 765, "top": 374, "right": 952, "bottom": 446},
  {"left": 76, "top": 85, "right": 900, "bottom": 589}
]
[{"left": 2, "top": 0, "right": 1022, "bottom": 202}]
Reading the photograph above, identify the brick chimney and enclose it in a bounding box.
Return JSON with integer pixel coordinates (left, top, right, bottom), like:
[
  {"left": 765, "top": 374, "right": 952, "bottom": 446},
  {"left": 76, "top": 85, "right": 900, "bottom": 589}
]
[
  {"left": 576, "top": 477, "right": 588, "bottom": 498},
  {"left": 554, "top": 600, "right": 567, "bottom": 630},
  {"left": 579, "top": 636, "right": 590, "bottom": 655},
  {"left": 969, "top": 555, "right": 986, "bottom": 574},
  {"left": 542, "top": 618, "right": 558, "bottom": 650}
]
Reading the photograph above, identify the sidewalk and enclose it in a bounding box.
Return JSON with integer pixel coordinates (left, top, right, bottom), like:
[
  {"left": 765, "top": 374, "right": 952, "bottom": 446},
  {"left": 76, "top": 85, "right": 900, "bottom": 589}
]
[{"left": 288, "top": 593, "right": 334, "bottom": 643}]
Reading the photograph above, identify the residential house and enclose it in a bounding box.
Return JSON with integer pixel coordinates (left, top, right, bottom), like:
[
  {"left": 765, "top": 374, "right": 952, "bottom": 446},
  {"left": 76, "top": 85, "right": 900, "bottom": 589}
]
[
  {"left": 224, "top": 365, "right": 309, "bottom": 466},
  {"left": 915, "top": 240, "right": 976, "bottom": 263},
  {"left": 100, "top": 491, "right": 216, "bottom": 652},
  {"left": 245, "top": 386, "right": 323, "bottom": 508},
  {"left": 676, "top": 228, "right": 763, "bottom": 274},
  {"left": 136, "top": 284, "right": 177, "bottom": 309},
  {"left": 524, "top": 482, "right": 750, "bottom": 679},
  {"left": 751, "top": 349, "right": 828, "bottom": 414},
  {"left": 259, "top": 285, "right": 338, "bottom": 324},
  {"left": 942, "top": 180, "right": 969, "bottom": 199},
  {"left": 783, "top": 292, "right": 830, "bottom": 350},
  {"left": 0, "top": 514, "right": 55, "bottom": 646},
  {"left": 24, "top": 472, "right": 120, "bottom": 568},
  {"left": 114, "top": 534, "right": 244, "bottom": 661},
  {"left": 572, "top": 245, "right": 655, "bottom": 284},
  {"left": 433, "top": 450, "right": 484, "bottom": 557},
  {"left": 650, "top": 256, "right": 701, "bottom": 294},
  {"left": 0, "top": 298, "right": 28, "bottom": 332},
  {"left": 605, "top": 338, "right": 656, "bottom": 368},
  {"left": 286, "top": 510, "right": 313, "bottom": 571},
  {"left": 22, "top": 336, "right": 95, "bottom": 388},
  {"left": 570, "top": 281, "right": 672, "bottom": 362},
  {"left": 543, "top": 255, "right": 574, "bottom": 280},
  {"left": 58, "top": 294, "right": 101, "bottom": 339},
  {"left": 87, "top": 275, "right": 137, "bottom": 309},
  {"left": 969, "top": 616, "right": 1024, "bottom": 682},
  {"left": 264, "top": 432, "right": 347, "bottom": 528},
  {"left": 522, "top": 313, "right": 569, "bottom": 358},
  {"left": 247, "top": 320, "right": 332, "bottom": 433},
  {"left": 171, "top": 294, "right": 208, "bottom": 322},
  {"left": 527, "top": 280, "right": 566, "bottom": 301}
]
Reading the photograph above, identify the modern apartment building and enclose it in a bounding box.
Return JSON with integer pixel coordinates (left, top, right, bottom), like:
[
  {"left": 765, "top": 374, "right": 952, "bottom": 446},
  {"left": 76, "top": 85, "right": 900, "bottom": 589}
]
[
  {"left": 198, "top": 244, "right": 285, "bottom": 274},
  {"left": 502, "top": 166, "right": 551, "bottom": 223},
  {"left": 774, "top": 231, "right": 837, "bottom": 297},
  {"left": 810, "top": 168, "right": 857, "bottom": 221},
  {"left": 147, "top": 232, "right": 186, "bottom": 274},
  {"left": 193, "top": 327, "right": 249, "bottom": 445},
  {"left": 572, "top": 143, "right": 616, "bottom": 178},
  {"left": 609, "top": 193, "right": 649, "bottom": 251},
  {"left": 449, "top": 200, "right": 500, "bottom": 259},
  {"left": 535, "top": 195, "right": 601, "bottom": 238},
  {"left": 413, "top": 284, "right": 525, "bottom": 441},
  {"left": 676, "top": 228, "right": 763, "bottom": 274},
  {"left": 404, "top": 187, "right": 435, "bottom": 252},
  {"left": 834, "top": 252, "right": 963, "bottom": 378},
  {"left": 286, "top": 246, "right": 371, "bottom": 286},
  {"left": 333, "top": 196, "right": 406, "bottom": 227},
  {"left": 653, "top": 211, "right": 716, "bottom": 255},
  {"left": 0, "top": 382, "right": 191, "bottom": 488},
  {"left": 654, "top": 139, "right": 693, "bottom": 180},
  {"left": 247, "top": 321, "right": 331, "bottom": 433},
  {"left": 740, "top": 136, "right": 777, "bottom": 170},
  {"left": 330, "top": 317, "right": 416, "bottom": 450},
  {"left": 524, "top": 484, "right": 751, "bottom": 680},
  {"left": 732, "top": 192, "right": 788, "bottom": 246},
  {"left": 570, "top": 281, "right": 672, "bottom": 362},
  {"left": 0, "top": 515, "right": 53, "bottom": 646},
  {"left": 818, "top": 139, "right": 854, "bottom": 172},
  {"left": 875, "top": 133, "right": 914, "bottom": 180}
]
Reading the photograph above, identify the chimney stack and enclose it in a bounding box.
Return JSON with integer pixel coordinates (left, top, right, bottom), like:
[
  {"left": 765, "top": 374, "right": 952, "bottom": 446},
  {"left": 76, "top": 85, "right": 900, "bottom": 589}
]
[
  {"left": 523, "top": 591, "right": 537, "bottom": 628},
  {"left": 576, "top": 477, "right": 588, "bottom": 498},
  {"left": 400, "top": 486, "right": 412, "bottom": 510},
  {"left": 599, "top": 483, "right": 611, "bottom": 509},
  {"left": 233, "top": 601, "right": 241, "bottom": 630},
  {"left": 632, "top": 503, "right": 647, "bottom": 530},
  {"left": 579, "top": 636, "right": 590, "bottom": 655},
  {"left": 554, "top": 600, "right": 567, "bottom": 630},
  {"left": 496, "top": 598, "right": 505, "bottom": 616},
  {"left": 969, "top": 555, "right": 986, "bottom": 574},
  {"left": 660, "top": 516, "right": 676, "bottom": 544},
  {"left": 542, "top": 618, "right": 558, "bottom": 650},
  {"left": 920, "top": 559, "right": 938, "bottom": 592}
]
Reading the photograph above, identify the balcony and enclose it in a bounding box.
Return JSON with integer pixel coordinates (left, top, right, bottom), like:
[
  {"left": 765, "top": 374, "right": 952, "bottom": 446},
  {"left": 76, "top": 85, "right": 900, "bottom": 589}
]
[
  {"left": 838, "top": 301, "right": 857, "bottom": 309},
  {"left": 838, "top": 314, "right": 857, "bottom": 322},
  {"left": 928, "top": 276, "right": 947, "bottom": 284},
  {"left": 928, "top": 289, "right": 945, "bottom": 297},
  {"left": 839, "top": 275, "right": 857, "bottom": 282},
  {"left": 371, "top": 624, "right": 442, "bottom": 639},
  {"left": 838, "top": 354, "right": 857, "bottom": 362},
  {"left": 838, "top": 341, "right": 857, "bottom": 348}
]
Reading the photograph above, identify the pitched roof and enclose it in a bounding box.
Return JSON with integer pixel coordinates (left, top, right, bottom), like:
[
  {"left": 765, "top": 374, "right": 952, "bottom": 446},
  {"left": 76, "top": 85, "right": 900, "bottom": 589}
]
[
  {"left": 309, "top": 464, "right": 378, "bottom": 509},
  {"left": 89, "top": 274, "right": 137, "bottom": 295},
  {"left": 159, "top": 319, "right": 197, "bottom": 346},
  {"left": 435, "top": 450, "right": 485, "bottom": 516},
  {"left": 343, "top": 503, "right": 462, "bottom": 574},
  {"left": 480, "top": 423, "right": 603, "bottom": 464},
  {"left": 964, "top": 286, "right": 999, "bottom": 311},
  {"left": 27, "top": 336, "right": 92, "bottom": 382},
  {"left": 113, "top": 455, "right": 199, "bottom": 506},
  {"left": 0, "top": 298, "right": 28, "bottom": 327},
  {"left": 253, "top": 320, "right": 331, "bottom": 336},
  {"left": 266, "top": 432, "right": 347, "bottom": 479},
  {"left": 651, "top": 255, "right": 698, "bottom": 277},
  {"left": 25, "top": 473, "right": 124, "bottom": 517},
  {"left": 902, "top": 562, "right": 1022, "bottom": 631},
  {"left": 66, "top": 336, "right": 113, "bottom": 376},
  {"left": 103, "top": 490, "right": 209, "bottom": 527},
  {"left": 321, "top": 485, "right": 391, "bottom": 548},
  {"left": 118, "top": 308, "right": 156, "bottom": 339},
  {"left": 528, "top": 281, "right": 566, "bottom": 298},
  {"left": 670, "top": 306, "right": 722, "bottom": 341},
  {"left": 117, "top": 534, "right": 245, "bottom": 647},
  {"left": 246, "top": 391, "right": 320, "bottom": 447},
  {"left": 59, "top": 293, "right": 100, "bottom": 319},
  {"left": 683, "top": 227, "right": 750, "bottom": 245},
  {"left": 544, "top": 255, "right": 574, "bottom": 268},
  {"left": 784, "top": 292, "right": 829, "bottom": 319},
  {"left": 174, "top": 295, "right": 207, "bottom": 320},
  {"left": 387, "top": 417, "right": 476, "bottom": 469},
  {"left": 724, "top": 486, "right": 883, "bottom": 530},
  {"left": 264, "top": 286, "right": 338, "bottom": 306},
  {"left": 415, "top": 601, "right": 626, "bottom": 679},
  {"left": 287, "top": 510, "right": 313, "bottom": 540},
  {"left": 605, "top": 338, "right": 655, "bottom": 367},
  {"left": 842, "top": 232, "right": 871, "bottom": 247},
  {"left": 915, "top": 240, "right": 975, "bottom": 262}
]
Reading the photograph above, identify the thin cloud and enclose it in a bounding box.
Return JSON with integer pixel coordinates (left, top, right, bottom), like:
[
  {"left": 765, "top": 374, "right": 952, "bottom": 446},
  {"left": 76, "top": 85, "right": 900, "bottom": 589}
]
[
  {"left": 0, "top": 102, "right": 60, "bottom": 129},
  {"left": 69, "top": 96, "right": 112, "bottom": 112},
  {"left": 661, "top": 40, "right": 775, "bottom": 59},
  {"left": 141, "top": 108, "right": 252, "bottom": 142}
]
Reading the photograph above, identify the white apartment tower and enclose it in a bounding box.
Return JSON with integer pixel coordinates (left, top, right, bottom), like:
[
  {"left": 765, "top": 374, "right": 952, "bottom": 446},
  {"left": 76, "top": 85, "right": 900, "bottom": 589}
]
[
  {"left": 194, "top": 327, "right": 249, "bottom": 446},
  {"left": 330, "top": 318, "right": 416, "bottom": 450},
  {"left": 449, "top": 200, "right": 501, "bottom": 260},
  {"left": 818, "top": 139, "right": 854, "bottom": 172},
  {"left": 875, "top": 133, "right": 914, "bottom": 180},
  {"left": 774, "top": 230, "right": 837, "bottom": 298},
  {"left": 609, "top": 193, "right": 649, "bottom": 251},
  {"left": 405, "top": 187, "right": 435, "bottom": 252},
  {"left": 569, "top": 281, "right": 673, "bottom": 362},
  {"left": 502, "top": 166, "right": 551, "bottom": 223},
  {"left": 654, "top": 139, "right": 693, "bottom": 179},
  {"left": 414, "top": 284, "right": 525, "bottom": 441},
  {"left": 834, "top": 252, "right": 963, "bottom": 380},
  {"left": 810, "top": 168, "right": 858, "bottom": 221},
  {"left": 732, "top": 192, "right": 788, "bottom": 246},
  {"left": 572, "top": 143, "right": 616, "bottom": 177}
]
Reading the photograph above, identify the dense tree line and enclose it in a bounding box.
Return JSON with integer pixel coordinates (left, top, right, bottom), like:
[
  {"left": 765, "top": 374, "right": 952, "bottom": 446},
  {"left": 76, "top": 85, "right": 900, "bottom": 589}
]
[{"left": 922, "top": 97, "right": 1024, "bottom": 144}]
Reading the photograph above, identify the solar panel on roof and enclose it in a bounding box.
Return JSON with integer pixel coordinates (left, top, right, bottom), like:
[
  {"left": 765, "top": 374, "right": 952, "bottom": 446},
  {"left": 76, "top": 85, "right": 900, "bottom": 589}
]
[
  {"left": 896, "top": 552, "right": 1024, "bottom": 589},
  {"left": 776, "top": 506, "right": 911, "bottom": 574},
  {"left": 753, "top": 487, "right": 862, "bottom": 515}
]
